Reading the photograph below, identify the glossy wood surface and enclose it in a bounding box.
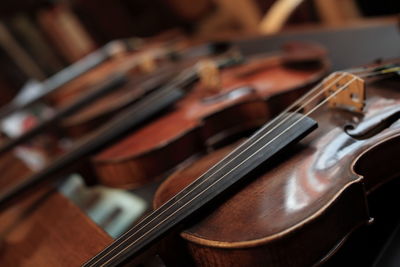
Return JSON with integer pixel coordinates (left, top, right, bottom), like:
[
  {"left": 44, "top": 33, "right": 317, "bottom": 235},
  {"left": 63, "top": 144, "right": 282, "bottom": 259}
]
[
  {"left": 45, "top": 51, "right": 139, "bottom": 107},
  {"left": 12, "top": 42, "right": 228, "bottom": 147},
  {"left": 92, "top": 54, "right": 329, "bottom": 189},
  {"left": 0, "top": 153, "right": 112, "bottom": 266},
  {"left": 57, "top": 62, "right": 180, "bottom": 139},
  {"left": 53, "top": 40, "right": 235, "bottom": 139},
  {"left": 153, "top": 76, "right": 400, "bottom": 266}
]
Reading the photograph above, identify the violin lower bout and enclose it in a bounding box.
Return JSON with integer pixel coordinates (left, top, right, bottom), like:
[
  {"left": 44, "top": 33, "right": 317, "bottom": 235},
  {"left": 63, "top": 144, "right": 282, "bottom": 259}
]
[
  {"left": 154, "top": 143, "right": 370, "bottom": 267},
  {"left": 182, "top": 180, "right": 368, "bottom": 267}
]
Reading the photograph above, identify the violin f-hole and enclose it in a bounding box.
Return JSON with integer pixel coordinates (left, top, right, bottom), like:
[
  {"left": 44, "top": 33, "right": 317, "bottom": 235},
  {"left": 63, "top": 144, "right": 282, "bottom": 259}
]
[{"left": 345, "top": 109, "right": 400, "bottom": 140}]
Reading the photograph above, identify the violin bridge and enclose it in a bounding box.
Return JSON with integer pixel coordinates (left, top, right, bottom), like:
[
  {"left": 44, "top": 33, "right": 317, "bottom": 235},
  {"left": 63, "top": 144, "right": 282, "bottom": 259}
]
[
  {"left": 138, "top": 52, "right": 157, "bottom": 73},
  {"left": 196, "top": 59, "right": 222, "bottom": 94},
  {"left": 324, "top": 72, "right": 365, "bottom": 113}
]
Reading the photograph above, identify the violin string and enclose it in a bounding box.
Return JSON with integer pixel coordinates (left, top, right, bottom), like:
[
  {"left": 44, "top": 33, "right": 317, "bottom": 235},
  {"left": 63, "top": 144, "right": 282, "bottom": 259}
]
[
  {"left": 89, "top": 66, "right": 397, "bottom": 265},
  {"left": 87, "top": 72, "right": 351, "bottom": 265}
]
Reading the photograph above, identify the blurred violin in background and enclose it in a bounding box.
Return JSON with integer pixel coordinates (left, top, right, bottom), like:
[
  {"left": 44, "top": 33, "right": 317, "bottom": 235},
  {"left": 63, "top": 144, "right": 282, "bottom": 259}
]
[
  {"left": 0, "top": 39, "right": 232, "bottom": 162},
  {"left": 92, "top": 42, "right": 328, "bottom": 189}
]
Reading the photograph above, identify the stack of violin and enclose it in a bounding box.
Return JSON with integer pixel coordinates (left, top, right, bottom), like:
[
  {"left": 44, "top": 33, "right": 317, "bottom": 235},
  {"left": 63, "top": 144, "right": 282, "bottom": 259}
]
[{"left": 1, "top": 30, "right": 400, "bottom": 267}]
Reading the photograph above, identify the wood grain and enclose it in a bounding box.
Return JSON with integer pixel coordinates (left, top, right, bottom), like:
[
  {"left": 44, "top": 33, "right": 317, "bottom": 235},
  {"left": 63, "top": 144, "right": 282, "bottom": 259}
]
[{"left": 0, "top": 153, "right": 112, "bottom": 266}]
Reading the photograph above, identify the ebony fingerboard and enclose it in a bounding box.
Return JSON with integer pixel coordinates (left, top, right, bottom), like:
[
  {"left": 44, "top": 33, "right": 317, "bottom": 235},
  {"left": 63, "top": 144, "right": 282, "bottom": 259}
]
[{"left": 84, "top": 113, "right": 317, "bottom": 267}]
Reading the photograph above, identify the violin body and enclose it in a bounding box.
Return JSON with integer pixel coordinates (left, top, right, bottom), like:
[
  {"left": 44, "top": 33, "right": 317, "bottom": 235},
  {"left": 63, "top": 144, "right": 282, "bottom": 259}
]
[
  {"left": 92, "top": 52, "right": 329, "bottom": 189},
  {"left": 1, "top": 43, "right": 220, "bottom": 163},
  {"left": 51, "top": 41, "right": 234, "bottom": 139},
  {"left": 0, "top": 51, "right": 142, "bottom": 158},
  {"left": 45, "top": 52, "right": 139, "bottom": 107},
  {"left": 153, "top": 75, "right": 400, "bottom": 266},
  {"left": 9, "top": 41, "right": 232, "bottom": 147},
  {"left": 44, "top": 37, "right": 187, "bottom": 108},
  {"left": 57, "top": 63, "right": 180, "bottom": 139},
  {"left": 56, "top": 39, "right": 234, "bottom": 139}
]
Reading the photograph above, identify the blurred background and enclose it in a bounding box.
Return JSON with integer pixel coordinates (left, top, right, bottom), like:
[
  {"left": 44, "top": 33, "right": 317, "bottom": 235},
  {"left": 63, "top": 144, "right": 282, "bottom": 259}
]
[{"left": 0, "top": 0, "right": 399, "bottom": 106}]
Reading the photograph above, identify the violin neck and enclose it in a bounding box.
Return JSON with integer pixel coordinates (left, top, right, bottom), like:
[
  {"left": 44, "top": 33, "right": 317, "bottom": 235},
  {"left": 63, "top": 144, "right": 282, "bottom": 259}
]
[{"left": 83, "top": 112, "right": 318, "bottom": 267}]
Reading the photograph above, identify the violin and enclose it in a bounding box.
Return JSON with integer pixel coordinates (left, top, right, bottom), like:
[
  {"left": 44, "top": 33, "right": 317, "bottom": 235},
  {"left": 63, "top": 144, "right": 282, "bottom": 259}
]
[
  {"left": 0, "top": 59, "right": 174, "bottom": 164},
  {"left": 91, "top": 42, "right": 329, "bottom": 189},
  {"left": 0, "top": 32, "right": 213, "bottom": 119},
  {"left": 0, "top": 40, "right": 231, "bottom": 156},
  {"left": 57, "top": 70, "right": 173, "bottom": 139},
  {"left": 0, "top": 40, "right": 136, "bottom": 120},
  {"left": 83, "top": 62, "right": 400, "bottom": 266},
  {"left": 46, "top": 39, "right": 219, "bottom": 108},
  {"left": 56, "top": 41, "right": 232, "bottom": 139}
]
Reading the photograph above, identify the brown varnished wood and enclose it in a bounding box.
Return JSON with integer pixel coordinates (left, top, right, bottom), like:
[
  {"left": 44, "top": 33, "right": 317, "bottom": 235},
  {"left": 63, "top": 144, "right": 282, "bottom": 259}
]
[
  {"left": 153, "top": 76, "right": 400, "bottom": 266},
  {"left": 0, "top": 187, "right": 112, "bottom": 267},
  {"left": 0, "top": 153, "right": 112, "bottom": 266},
  {"left": 0, "top": 51, "right": 151, "bottom": 157},
  {"left": 14, "top": 42, "right": 229, "bottom": 146},
  {"left": 44, "top": 38, "right": 183, "bottom": 109},
  {"left": 57, "top": 61, "right": 181, "bottom": 139},
  {"left": 59, "top": 84, "right": 139, "bottom": 138},
  {"left": 1, "top": 45, "right": 201, "bottom": 159},
  {"left": 45, "top": 52, "right": 140, "bottom": 107},
  {"left": 0, "top": 153, "right": 34, "bottom": 190},
  {"left": 0, "top": 58, "right": 190, "bottom": 213},
  {"left": 92, "top": 54, "right": 329, "bottom": 189}
]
